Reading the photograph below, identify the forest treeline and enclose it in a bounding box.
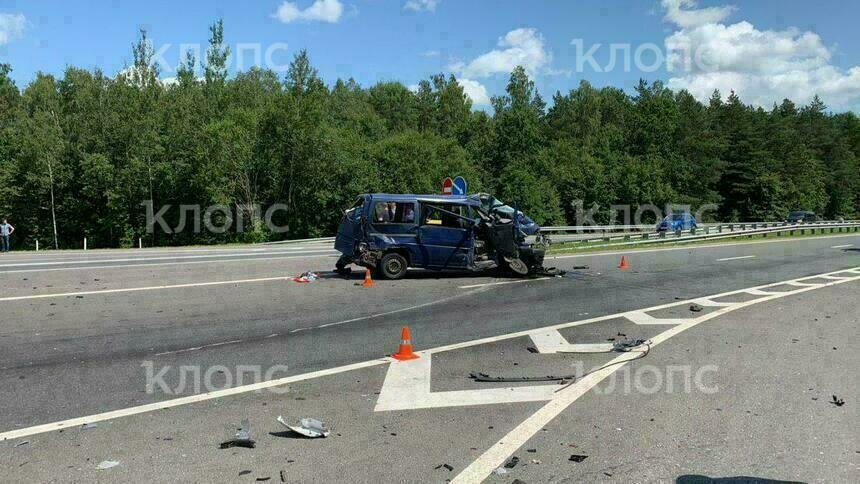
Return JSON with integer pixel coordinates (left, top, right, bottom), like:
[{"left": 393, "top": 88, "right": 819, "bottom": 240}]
[{"left": 1, "top": 21, "right": 859, "bottom": 248}]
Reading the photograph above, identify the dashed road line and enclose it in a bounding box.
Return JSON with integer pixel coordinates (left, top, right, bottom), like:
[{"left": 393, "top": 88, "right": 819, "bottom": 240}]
[
  {"left": 831, "top": 244, "right": 853, "bottom": 249},
  {"left": 458, "top": 277, "right": 551, "bottom": 289},
  {"left": 716, "top": 255, "right": 756, "bottom": 261}
]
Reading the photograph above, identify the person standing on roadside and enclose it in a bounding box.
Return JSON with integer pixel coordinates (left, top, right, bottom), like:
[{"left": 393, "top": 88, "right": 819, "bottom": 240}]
[{"left": 0, "top": 218, "right": 14, "bottom": 252}]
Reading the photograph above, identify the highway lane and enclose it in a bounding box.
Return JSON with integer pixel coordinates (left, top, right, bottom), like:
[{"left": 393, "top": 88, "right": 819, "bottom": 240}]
[
  {"left": 0, "top": 235, "right": 858, "bottom": 432},
  {"left": 2, "top": 264, "right": 857, "bottom": 482}
]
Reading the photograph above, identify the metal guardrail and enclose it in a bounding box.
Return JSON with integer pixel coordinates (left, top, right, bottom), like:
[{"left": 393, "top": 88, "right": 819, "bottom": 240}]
[{"left": 548, "top": 221, "right": 860, "bottom": 248}]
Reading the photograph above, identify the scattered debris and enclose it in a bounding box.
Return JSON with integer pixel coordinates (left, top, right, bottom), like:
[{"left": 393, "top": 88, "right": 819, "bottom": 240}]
[
  {"left": 280, "top": 470, "right": 287, "bottom": 482},
  {"left": 81, "top": 423, "right": 98, "bottom": 430},
  {"left": 219, "top": 419, "right": 255, "bottom": 449},
  {"left": 568, "top": 454, "right": 588, "bottom": 463},
  {"left": 292, "top": 272, "right": 319, "bottom": 283},
  {"left": 277, "top": 416, "right": 330, "bottom": 438},
  {"left": 504, "top": 456, "right": 520, "bottom": 469},
  {"left": 612, "top": 337, "right": 648, "bottom": 352},
  {"left": 830, "top": 395, "right": 845, "bottom": 406},
  {"left": 689, "top": 303, "right": 704, "bottom": 312},
  {"left": 435, "top": 464, "right": 454, "bottom": 471},
  {"left": 14, "top": 440, "right": 29, "bottom": 447},
  {"left": 492, "top": 467, "right": 508, "bottom": 475},
  {"left": 96, "top": 460, "right": 120, "bottom": 470}
]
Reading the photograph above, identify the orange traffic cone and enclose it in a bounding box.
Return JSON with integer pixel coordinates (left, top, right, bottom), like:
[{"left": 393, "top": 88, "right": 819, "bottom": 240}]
[
  {"left": 618, "top": 256, "right": 629, "bottom": 270},
  {"left": 362, "top": 268, "right": 375, "bottom": 287},
  {"left": 392, "top": 326, "right": 419, "bottom": 360}
]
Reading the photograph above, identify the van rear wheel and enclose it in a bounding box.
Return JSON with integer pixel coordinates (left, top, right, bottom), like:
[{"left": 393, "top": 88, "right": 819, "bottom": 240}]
[{"left": 380, "top": 253, "right": 408, "bottom": 280}]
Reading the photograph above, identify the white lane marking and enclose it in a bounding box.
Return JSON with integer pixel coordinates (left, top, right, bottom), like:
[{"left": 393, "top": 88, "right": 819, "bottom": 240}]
[
  {"left": 154, "top": 339, "right": 244, "bottom": 356},
  {"left": 716, "top": 255, "right": 756, "bottom": 261},
  {"left": 2, "top": 266, "right": 858, "bottom": 443},
  {"left": 450, "top": 273, "right": 857, "bottom": 483},
  {"left": 623, "top": 310, "right": 686, "bottom": 326},
  {"left": 0, "top": 252, "right": 338, "bottom": 274},
  {"left": 831, "top": 244, "right": 853, "bottom": 249},
  {"left": 373, "top": 357, "right": 559, "bottom": 411},
  {"left": 0, "top": 359, "right": 389, "bottom": 442},
  {"left": 0, "top": 249, "right": 333, "bottom": 268},
  {"left": 293, "top": 288, "right": 492, "bottom": 333},
  {"left": 528, "top": 329, "right": 615, "bottom": 353},
  {"left": 458, "top": 277, "right": 551, "bottom": 289},
  {"left": 547, "top": 233, "right": 859, "bottom": 260},
  {"left": 0, "top": 276, "right": 296, "bottom": 302}
]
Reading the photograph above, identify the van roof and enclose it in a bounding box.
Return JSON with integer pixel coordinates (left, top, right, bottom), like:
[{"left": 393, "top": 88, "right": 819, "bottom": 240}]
[{"left": 365, "top": 193, "right": 481, "bottom": 206}]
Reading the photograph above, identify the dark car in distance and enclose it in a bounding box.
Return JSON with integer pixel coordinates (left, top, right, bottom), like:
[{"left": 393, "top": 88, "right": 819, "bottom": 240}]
[{"left": 787, "top": 211, "right": 818, "bottom": 223}]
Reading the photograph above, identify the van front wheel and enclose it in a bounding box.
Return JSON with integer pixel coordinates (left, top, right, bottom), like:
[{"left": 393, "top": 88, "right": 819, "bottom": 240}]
[{"left": 380, "top": 253, "right": 408, "bottom": 280}]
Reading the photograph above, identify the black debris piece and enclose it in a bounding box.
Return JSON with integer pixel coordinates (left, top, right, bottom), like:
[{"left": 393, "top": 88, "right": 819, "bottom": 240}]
[
  {"left": 604, "top": 472, "right": 613, "bottom": 477},
  {"left": 526, "top": 347, "right": 539, "bottom": 353},
  {"left": 435, "top": 464, "right": 454, "bottom": 471},
  {"left": 512, "top": 480, "right": 528, "bottom": 484},
  {"left": 689, "top": 303, "right": 704, "bottom": 312},
  {"left": 569, "top": 454, "right": 588, "bottom": 463},
  {"left": 14, "top": 440, "right": 29, "bottom": 447},
  {"left": 504, "top": 456, "right": 520, "bottom": 469},
  {"left": 81, "top": 423, "right": 98, "bottom": 430},
  {"left": 573, "top": 265, "right": 589, "bottom": 270},
  {"left": 526, "top": 448, "right": 537, "bottom": 453},
  {"left": 256, "top": 478, "right": 271, "bottom": 482},
  {"left": 280, "top": 470, "right": 287, "bottom": 482},
  {"left": 830, "top": 395, "right": 845, "bottom": 406},
  {"left": 239, "top": 470, "right": 252, "bottom": 476},
  {"left": 616, "top": 332, "right": 626, "bottom": 337}
]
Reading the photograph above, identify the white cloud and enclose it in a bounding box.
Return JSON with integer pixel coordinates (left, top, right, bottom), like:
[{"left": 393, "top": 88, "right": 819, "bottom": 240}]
[
  {"left": 0, "top": 13, "right": 26, "bottom": 46},
  {"left": 458, "top": 78, "right": 491, "bottom": 106},
  {"left": 421, "top": 49, "right": 440, "bottom": 57},
  {"left": 273, "top": 0, "right": 344, "bottom": 24},
  {"left": 663, "top": 2, "right": 860, "bottom": 110},
  {"left": 662, "top": 0, "right": 735, "bottom": 29},
  {"left": 404, "top": 0, "right": 439, "bottom": 12},
  {"left": 451, "top": 28, "right": 550, "bottom": 78}
]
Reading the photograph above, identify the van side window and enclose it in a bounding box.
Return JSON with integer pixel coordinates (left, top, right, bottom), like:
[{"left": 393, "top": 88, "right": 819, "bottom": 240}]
[
  {"left": 421, "top": 204, "right": 469, "bottom": 229},
  {"left": 372, "top": 202, "right": 415, "bottom": 224}
]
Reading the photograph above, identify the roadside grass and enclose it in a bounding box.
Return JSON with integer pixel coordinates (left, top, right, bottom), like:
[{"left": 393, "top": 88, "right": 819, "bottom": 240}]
[{"left": 546, "top": 227, "right": 860, "bottom": 255}]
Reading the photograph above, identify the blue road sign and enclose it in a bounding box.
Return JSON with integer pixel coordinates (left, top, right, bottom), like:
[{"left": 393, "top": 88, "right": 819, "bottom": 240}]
[{"left": 452, "top": 176, "right": 467, "bottom": 195}]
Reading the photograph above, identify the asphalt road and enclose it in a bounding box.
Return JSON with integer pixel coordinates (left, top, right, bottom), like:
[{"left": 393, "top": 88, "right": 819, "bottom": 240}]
[{"left": 1, "top": 234, "right": 858, "bottom": 482}]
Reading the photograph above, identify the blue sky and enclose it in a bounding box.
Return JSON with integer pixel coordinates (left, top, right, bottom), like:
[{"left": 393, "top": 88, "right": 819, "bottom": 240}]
[{"left": 1, "top": 0, "right": 859, "bottom": 111}]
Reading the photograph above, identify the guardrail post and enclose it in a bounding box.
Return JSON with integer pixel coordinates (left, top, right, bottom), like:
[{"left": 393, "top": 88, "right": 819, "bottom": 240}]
[
  {"left": 642, "top": 233, "right": 649, "bottom": 240},
  {"left": 728, "top": 224, "right": 734, "bottom": 231},
  {"left": 659, "top": 232, "right": 666, "bottom": 239},
  {"left": 690, "top": 227, "right": 697, "bottom": 235},
  {"left": 704, "top": 227, "right": 709, "bottom": 235},
  {"left": 752, "top": 223, "right": 757, "bottom": 229},
  {"left": 717, "top": 225, "right": 722, "bottom": 233},
  {"left": 801, "top": 229, "right": 805, "bottom": 235}
]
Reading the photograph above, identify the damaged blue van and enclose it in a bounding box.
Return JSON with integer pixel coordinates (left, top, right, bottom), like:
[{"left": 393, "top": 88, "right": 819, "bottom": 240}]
[{"left": 334, "top": 193, "right": 547, "bottom": 279}]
